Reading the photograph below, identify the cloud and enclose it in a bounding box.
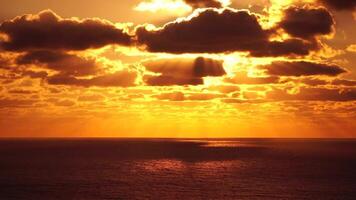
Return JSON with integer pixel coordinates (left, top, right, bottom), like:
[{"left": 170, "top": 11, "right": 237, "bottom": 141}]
[
  {"left": 284, "top": 77, "right": 356, "bottom": 86},
  {"left": 144, "top": 57, "right": 225, "bottom": 77},
  {"left": 47, "top": 70, "right": 137, "bottom": 87},
  {"left": 0, "top": 10, "right": 132, "bottom": 51},
  {"left": 136, "top": 8, "right": 319, "bottom": 56},
  {"left": 260, "top": 61, "right": 346, "bottom": 76},
  {"left": 331, "top": 79, "right": 356, "bottom": 86},
  {"left": 144, "top": 75, "right": 203, "bottom": 86},
  {"left": 318, "top": 0, "right": 356, "bottom": 11},
  {"left": 8, "top": 89, "right": 37, "bottom": 94},
  {"left": 0, "top": 98, "right": 35, "bottom": 107},
  {"left": 206, "top": 85, "right": 240, "bottom": 93},
  {"left": 78, "top": 94, "right": 106, "bottom": 102},
  {"left": 48, "top": 98, "right": 76, "bottom": 107},
  {"left": 187, "top": 92, "right": 225, "bottom": 100},
  {"left": 284, "top": 77, "right": 329, "bottom": 86},
  {"left": 154, "top": 91, "right": 186, "bottom": 101},
  {"left": 279, "top": 6, "right": 334, "bottom": 39},
  {"left": 243, "top": 91, "right": 263, "bottom": 99},
  {"left": 250, "top": 39, "right": 317, "bottom": 57},
  {"left": 17, "top": 50, "right": 98, "bottom": 76},
  {"left": 22, "top": 70, "right": 48, "bottom": 79},
  {"left": 143, "top": 56, "right": 225, "bottom": 86},
  {"left": 136, "top": 8, "right": 269, "bottom": 54},
  {"left": 224, "top": 71, "right": 280, "bottom": 85},
  {"left": 267, "top": 87, "right": 356, "bottom": 101}
]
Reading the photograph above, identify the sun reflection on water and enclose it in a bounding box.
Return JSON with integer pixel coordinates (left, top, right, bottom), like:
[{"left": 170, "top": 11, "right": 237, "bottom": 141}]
[{"left": 138, "top": 159, "right": 187, "bottom": 172}]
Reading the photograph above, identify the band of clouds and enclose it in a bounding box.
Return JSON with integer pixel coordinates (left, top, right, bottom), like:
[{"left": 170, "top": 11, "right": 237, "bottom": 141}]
[
  {"left": 0, "top": 6, "right": 335, "bottom": 55},
  {"left": 0, "top": 0, "right": 355, "bottom": 103}
]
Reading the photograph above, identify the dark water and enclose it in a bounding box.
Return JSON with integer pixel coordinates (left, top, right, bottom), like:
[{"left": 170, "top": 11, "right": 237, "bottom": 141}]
[{"left": 0, "top": 139, "right": 356, "bottom": 200}]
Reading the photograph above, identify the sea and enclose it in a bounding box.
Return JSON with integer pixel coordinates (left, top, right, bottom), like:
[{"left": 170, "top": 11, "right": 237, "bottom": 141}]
[{"left": 0, "top": 138, "right": 355, "bottom": 199}]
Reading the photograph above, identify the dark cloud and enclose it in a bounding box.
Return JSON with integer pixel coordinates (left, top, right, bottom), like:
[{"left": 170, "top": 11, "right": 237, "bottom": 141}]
[
  {"left": 22, "top": 70, "right": 48, "bottom": 79},
  {"left": 267, "top": 87, "right": 356, "bottom": 101},
  {"left": 8, "top": 89, "right": 37, "bottom": 94},
  {"left": 0, "top": 53, "right": 15, "bottom": 71},
  {"left": 260, "top": 61, "right": 346, "bottom": 77},
  {"left": 0, "top": 98, "right": 35, "bottom": 107},
  {"left": 283, "top": 77, "right": 356, "bottom": 87},
  {"left": 283, "top": 77, "right": 329, "bottom": 86},
  {"left": 250, "top": 39, "right": 317, "bottom": 57},
  {"left": 47, "top": 70, "right": 137, "bottom": 87},
  {"left": 0, "top": 10, "right": 132, "bottom": 51},
  {"left": 144, "top": 57, "right": 225, "bottom": 77},
  {"left": 143, "top": 57, "right": 225, "bottom": 86},
  {"left": 193, "top": 57, "right": 226, "bottom": 77},
  {"left": 331, "top": 79, "right": 356, "bottom": 86},
  {"left": 184, "top": 0, "right": 223, "bottom": 8},
  {"left": 136, "top": 8, "right": 319, "bottom": 56},
  {"left": 280, "top": 7, "right": 334, "bottom": 39},
  {"left": 136, "top": 8, "right": 269, "bottom": 54},
  {"left": 318, "top": 0, "right": 356, "bottom": 11},
  {"left": 17, "top": 50, "right": 98, "bottom": 76}
]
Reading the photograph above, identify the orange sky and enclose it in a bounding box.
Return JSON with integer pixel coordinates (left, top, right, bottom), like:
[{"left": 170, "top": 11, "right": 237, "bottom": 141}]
[{"left": 0, "top": 0, "right": 355, "bottom": 137}]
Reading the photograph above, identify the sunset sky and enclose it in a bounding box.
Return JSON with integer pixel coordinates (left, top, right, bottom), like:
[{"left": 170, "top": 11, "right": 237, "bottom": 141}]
[{"left": 0, "top": 0, "right": 355, "bottom": 137}]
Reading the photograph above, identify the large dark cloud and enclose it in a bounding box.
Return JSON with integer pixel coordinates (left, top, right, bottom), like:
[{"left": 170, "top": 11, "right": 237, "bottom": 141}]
[
  {"left": 260, "top": 61, "right": 346, "bottom": 77},
  {"left": 280, "top": 7, "right": 334, "bottom": 39},
  {"left": 184, "top": 0, "right": 223, "bottom": 8},
  {"left": 143, "top": 57, "right": 225, "bottom": 86},
  {"left": 136, "top": 8, "right": 269, "bottom": 54},
  {"left": 17, "top": 50, "right": 98, "bottom": 76},
  {"left": 136, "top": 8, "right": 319, "bottom": 56},
  {"left": 318, "top": 0, "right": 356, "bottom": 11},
  {"left": 47, "top": 70, "right": 137, "bottom": 87},
  {"left": 0, "top": 10, "right": 132, "bottom": 51}
]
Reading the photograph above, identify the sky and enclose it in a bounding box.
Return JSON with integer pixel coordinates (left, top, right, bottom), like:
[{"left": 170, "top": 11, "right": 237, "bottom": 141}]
[{"left": 0, "top": 0, "right": 355, "bottom": 138}]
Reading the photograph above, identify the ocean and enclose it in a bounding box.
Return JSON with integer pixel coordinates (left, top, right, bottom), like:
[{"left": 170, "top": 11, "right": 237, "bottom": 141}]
[{"left": 0, "top": 138, "right": 355, "bottom": 199}]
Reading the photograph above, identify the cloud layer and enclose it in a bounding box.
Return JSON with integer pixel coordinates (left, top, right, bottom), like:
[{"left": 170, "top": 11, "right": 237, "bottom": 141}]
[{"left": 260, "top": 61, "right": 346, "bottom": 77}]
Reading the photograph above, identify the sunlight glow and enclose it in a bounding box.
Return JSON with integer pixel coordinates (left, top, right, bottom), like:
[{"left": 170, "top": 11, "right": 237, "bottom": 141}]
[{"left": 134, "top": 0, "right": 192, "bottom": 14}]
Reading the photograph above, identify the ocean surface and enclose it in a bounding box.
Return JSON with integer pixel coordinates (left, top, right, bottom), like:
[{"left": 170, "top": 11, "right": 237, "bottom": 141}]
[{"left": 0, "top": 138, "right": 355, "bottom": 200}]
